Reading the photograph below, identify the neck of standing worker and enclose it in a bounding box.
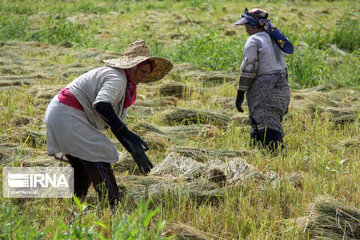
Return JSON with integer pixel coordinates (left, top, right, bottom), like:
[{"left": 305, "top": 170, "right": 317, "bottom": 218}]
[{"left": 245, "top": 24, "right": 265, "bottom": 36}]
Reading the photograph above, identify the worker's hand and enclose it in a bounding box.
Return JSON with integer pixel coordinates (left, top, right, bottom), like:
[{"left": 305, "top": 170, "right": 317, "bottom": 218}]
[
  {"left": 235, "top": 90, "right": 245, "bottom": 112},
  {"left": 114, "top": 126, "right": 153, "bottom": 173},
  {"left": 115, "top": 126, "right": 149, "bottom": 152},
  {"left": 131, "top": 150, "right": 154, "bottom": 173}
]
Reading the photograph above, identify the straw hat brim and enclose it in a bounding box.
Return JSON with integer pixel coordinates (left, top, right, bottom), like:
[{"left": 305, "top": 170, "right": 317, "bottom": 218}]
[{"left": 103, "top": 56, "right": 173, "bottom": 83}]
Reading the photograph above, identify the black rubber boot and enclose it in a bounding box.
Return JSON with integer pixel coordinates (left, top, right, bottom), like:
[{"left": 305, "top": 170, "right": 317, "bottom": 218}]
[{"left": 250, "top": 128, "right": 284, "bottom": 153}]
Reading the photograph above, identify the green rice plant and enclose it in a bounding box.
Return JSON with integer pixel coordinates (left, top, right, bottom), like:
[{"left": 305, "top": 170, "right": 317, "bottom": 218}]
[
  {"left": 53, "top": 196, "right": 107, "bottom": 239},
  {"left": 301, "top": 28, "right": 330, "bottom": 49},
  {"left": 301, "top": 0, "right": 340, "bottom": 2},
  {"left": 188, "top": 0, "right": 204, "bottom": 7},
  {"left": 0, "top": 197, "right": 108, "bottom": 239},
  {"left": 28, "top": 15, "right": 96, "bottom": 47},
  {"left": 0, "top": 14, "right": 29, "bottom": 41},
  {"left": 112, "top": 198, "right": 173, "bottom": 240},
  {"left": 287, "top": 42, "right": 360, "bottom": 89},
  {"left": 148, "top": 38, "right": 171, "bottom": 59},
  {"left": 331, "top": 15, "right": 360, "bottom": 52},
  {"left": 0, "top": 1, "right": 37, "bottom": 15},
  {"left": 0, "top": 200, "right": 46, "bottom": 239},
  {"left": 287, "top": 46, "right": 332, "bottom": 88},
  {"left": 329, "top": 49, "right": 360, "bottom": 89},
  {"left": 69, "top": 1, "right": 107, "bottom": 14},
  {"left": 52, "top": 0, "right": 116, "bottom": 14},
  {"left": 173, "top": 29, "right": 244, "bottom": 71}
]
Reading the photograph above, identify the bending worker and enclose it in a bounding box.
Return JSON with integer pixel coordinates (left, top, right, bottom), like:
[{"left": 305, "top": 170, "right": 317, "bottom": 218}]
[{"left": 45, "top": 40, "right": 172, "bottom": 206}]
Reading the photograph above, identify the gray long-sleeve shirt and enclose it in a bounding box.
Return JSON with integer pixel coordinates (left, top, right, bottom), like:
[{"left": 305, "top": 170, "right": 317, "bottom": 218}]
[
  {"left": 67, "top": 67, "right": 128, "bottom": 130},
  {"left": 239, "top": 31, "right": 287, "bottom": 91}
]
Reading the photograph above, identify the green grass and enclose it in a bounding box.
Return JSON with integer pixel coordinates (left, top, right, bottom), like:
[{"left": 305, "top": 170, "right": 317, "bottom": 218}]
[
  {"left": 0, "top": 15, "right": 29, "bottom": 41},
  {"left": 0, "top": 197, "right": 171, "bottom": 239},
  {"left": 173, "top": 29, "right": 245, "bottom": 71},
  {"left": 332, "top": 15, "right": 360, "bottom": 52},
  {"left": 28, "top": 15, "right": 97, "bottom": 47},
  {"left": 0, "top": 13, "right": 99, "bottom": 47},
  {"left": 0, "top": 0, "right": 359, "bottom": 88},
  {"left": 287, "top": 46, "right": 332, "bottom": 87}
]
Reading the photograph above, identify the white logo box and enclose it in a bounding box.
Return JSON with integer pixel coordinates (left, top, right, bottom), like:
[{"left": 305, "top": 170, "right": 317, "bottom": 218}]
[{"left": 3, "top": 167, "right": 74, "bottom": 198}]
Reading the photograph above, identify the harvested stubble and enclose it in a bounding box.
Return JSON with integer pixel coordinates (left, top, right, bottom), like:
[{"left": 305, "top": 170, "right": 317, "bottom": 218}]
[
  {"left": 0, "top": 143, "right": 43, "bottom": 165},
  {"left": 150, "top": 152, "right": 271, "bottom": 186},
  {"left": 133, "top": 122, "right": 166, "bottom": 136},
  {"left": 21, "top": 155, "right": 65, "bottom": 167},
  {"left": 60, "top": 67, "right": 94, "bottom": 78},
  {"left": 0, "top": 144, "right": 16, "bottom": 164},
  {"left": 337, "top": 136, "right": 360, "bottom": 149},
  {"left": 143, "top": 132, "right": 170, "bottom": 150},
  {"left": 161, "top": 107, "right": 230, "bottom": 126},
  {"left": 150, "top": 152, "right": 207, "bottom": 181},
  {"left": 0, "top": 65, "right": 35, "bottom": 76},
  {"left": 194, "top": 71, "right": 237, "bottom": 85},
  {"left": 292, "top": 88, "right": 360, "bottom": 124},
  {"left": 133, "top": 122, "right": 220, "bottom": 141},
  {"left": 149, "top": 152, "right": 303, "bottom": 189},
  {"left": 126, "top": 105, "right": 155, "bottom": 119},
  {"left": 171, "top": 146, "right": 259, "bottom": 162},
  {"left": 22, "top": 130, "right": 46, "bottom": 148},
  {"left": 113, "top": 151, "right": 142, "bottom": 175},
  {"left": 10, "top": 150, "right": 302, "bottom": 210},
  {"left": 0, "top": 42, "right": 137, "bottom": 89},
  {"left": 0, "top": 80, "right": 32, "bottom": 87},
  {"left": 165, "top": 222, "right": 217, "bottom": 240},
  {"left": 209, "top": 96, "right": 235, "bottom": 109},
  {"left": 231, "top": 113, "right": 250, "bottom": 125},
  {"left": 171, "top": 63, "right": 198, "bottom": 72},
  {"left": 172, "top": 67, "right": 237, "bottom": 86},
  {"left": 0, "top": 143, "right": 50, "bottom": 166},
  {"left": 29, "top": 85, "right": 63, "bottom": 100},
  {"left": 135, "top": 96, "right": 179, "bottom": 107},
  {"left": 297, "top": 196, "right": 360, "bottom": 240},
  {"left": 116, "top": 174, "right": 224, "bottom": 205},
  {"left": 11, "top": 115, "right": 32, "bottom": 127},
  {"left": 162, "top": 124, "right": 220, "bottom": 138},
  {"left": 157, "top": 82, "right": 190, "bottom": 98}
]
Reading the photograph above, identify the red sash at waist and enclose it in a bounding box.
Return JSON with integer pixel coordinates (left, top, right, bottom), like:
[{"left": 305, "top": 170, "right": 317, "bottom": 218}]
[{"left": 58, "top": 88, "right": 83, "bottom": 111}]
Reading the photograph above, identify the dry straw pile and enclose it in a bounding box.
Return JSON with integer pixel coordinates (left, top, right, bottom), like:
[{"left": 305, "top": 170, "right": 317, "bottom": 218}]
[{"left": 297, "top": 196, "right": 360, "bottom": 239}]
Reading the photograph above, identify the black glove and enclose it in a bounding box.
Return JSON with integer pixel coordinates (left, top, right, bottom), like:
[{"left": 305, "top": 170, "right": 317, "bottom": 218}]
[
  {"left": 94, "top": 102, "right": 153, "bottom": 173},
  {"left": 130, "top": 150, "right": 153, "bottom": 173},
  {"left": 114, "top": 125, "right": 149, "bottom": 153},
  {"left": 235, "top": 90, "right": 245, "bottom": 112},
  {"left": 114, "top": 126, "right": 153, "bottom": 173}
]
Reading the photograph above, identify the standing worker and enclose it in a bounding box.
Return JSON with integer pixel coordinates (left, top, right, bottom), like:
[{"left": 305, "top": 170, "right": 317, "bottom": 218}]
[
  {"left": 45, "top": 40, "right": 172, "bottom": 207},
  {"left": 234, "top": 8, "right": 293, "bottom": 153}
]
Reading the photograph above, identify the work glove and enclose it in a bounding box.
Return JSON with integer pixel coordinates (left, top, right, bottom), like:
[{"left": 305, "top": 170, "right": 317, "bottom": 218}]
[
  {"left": 114, "top": 126, "right": 153, "bottom": 173},
  {"left": 130, "top": 150, "right": 153, "bottom": 173},
  {"left": 94, "top": 101, "right": 153, "bottom": 173},
  {"left": 235, "top": 90, "right": 245, "bottom": 112}
]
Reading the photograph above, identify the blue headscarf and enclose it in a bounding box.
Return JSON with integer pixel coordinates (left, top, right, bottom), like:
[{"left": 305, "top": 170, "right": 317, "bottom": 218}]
[{"left": 241, "top": 8, "right": 294, "bottom": 54}]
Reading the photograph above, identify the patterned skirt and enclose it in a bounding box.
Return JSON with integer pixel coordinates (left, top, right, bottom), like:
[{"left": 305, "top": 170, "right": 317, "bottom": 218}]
[{"left": 246, "top": 71, "right": 290, "bottom": 137}]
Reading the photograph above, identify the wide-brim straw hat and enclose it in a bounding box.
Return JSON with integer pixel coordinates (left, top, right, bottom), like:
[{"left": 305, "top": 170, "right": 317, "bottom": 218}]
[{"left": 103, "top": 40, "right": 173, "bottom": 83}]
